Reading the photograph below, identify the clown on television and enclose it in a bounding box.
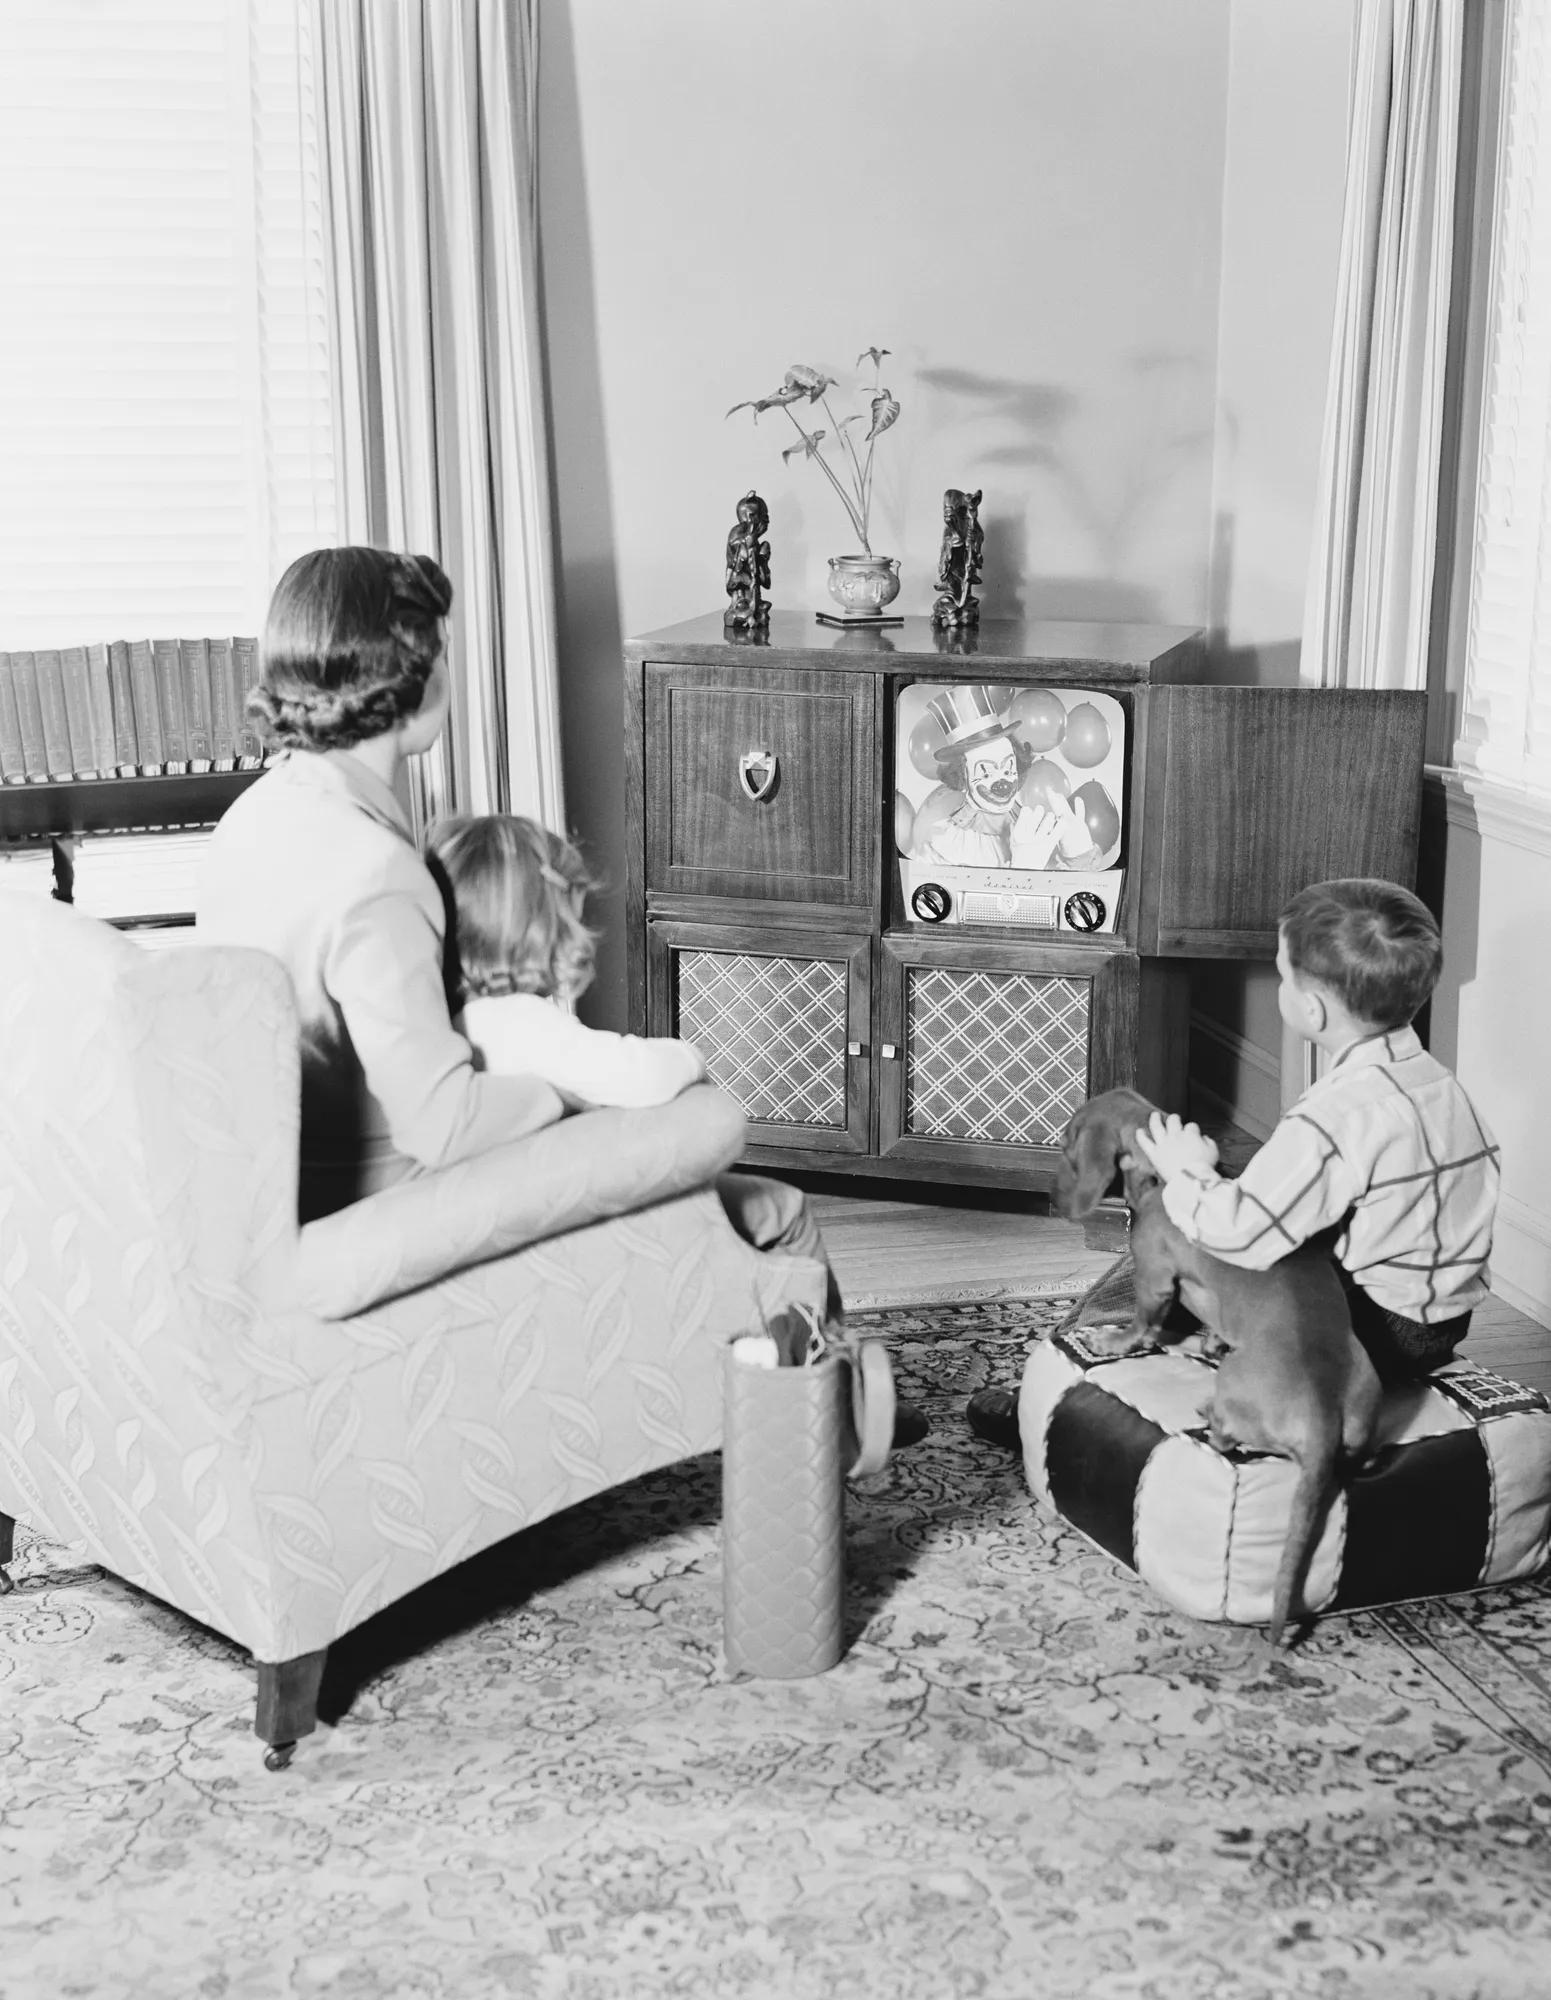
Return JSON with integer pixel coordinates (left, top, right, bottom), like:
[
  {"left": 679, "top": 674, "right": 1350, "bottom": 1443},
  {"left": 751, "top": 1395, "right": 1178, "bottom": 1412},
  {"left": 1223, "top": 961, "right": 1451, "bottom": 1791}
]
[{"left": 909, "top": 684, "right": 1106, "bottom": 870}]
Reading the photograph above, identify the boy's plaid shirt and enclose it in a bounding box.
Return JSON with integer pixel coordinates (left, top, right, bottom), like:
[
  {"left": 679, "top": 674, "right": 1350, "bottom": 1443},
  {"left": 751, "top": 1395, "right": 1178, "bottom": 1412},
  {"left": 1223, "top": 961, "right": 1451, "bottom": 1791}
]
[{"left": 1160, "top": 1025, "right": 1500, "bottom": 1323}]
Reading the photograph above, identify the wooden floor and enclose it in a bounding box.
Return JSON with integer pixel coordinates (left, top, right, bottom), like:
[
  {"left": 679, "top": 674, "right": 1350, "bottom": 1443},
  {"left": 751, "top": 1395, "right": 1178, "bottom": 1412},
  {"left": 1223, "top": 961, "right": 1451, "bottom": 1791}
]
[{"left": 805, "top": 1178, "right": 1551, "bottom": 1399}]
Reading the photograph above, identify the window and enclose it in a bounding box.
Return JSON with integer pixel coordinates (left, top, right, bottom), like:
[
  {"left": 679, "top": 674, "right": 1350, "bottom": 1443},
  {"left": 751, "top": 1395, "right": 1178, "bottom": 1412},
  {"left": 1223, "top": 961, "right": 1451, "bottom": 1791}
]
[
  {"left": 0, "top": 0, "right": 333, "bottom": 649},
  {"left": 1455, "top": 0, "right": 1551, "bottom": 796}
]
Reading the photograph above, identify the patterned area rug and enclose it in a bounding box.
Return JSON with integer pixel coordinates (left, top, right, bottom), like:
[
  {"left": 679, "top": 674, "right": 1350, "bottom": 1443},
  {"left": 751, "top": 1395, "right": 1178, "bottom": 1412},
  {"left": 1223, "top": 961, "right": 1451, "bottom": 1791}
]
[{"left": 6, "top": 1297, "right": 1551, "bottom": 1999}]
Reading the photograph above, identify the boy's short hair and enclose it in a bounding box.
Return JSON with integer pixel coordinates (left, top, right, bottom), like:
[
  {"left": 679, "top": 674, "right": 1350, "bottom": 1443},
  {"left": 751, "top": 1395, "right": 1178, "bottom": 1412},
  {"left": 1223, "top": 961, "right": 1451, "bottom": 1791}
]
[
  {"left": 425, "top": 814, "right": 599, "bottom": 1005},
  {"left": 250, "top": 546, "right": 452, "bottom": 753},
  {"left": 1279, "top": 877, "right": 1442, "bottom": 1030}
]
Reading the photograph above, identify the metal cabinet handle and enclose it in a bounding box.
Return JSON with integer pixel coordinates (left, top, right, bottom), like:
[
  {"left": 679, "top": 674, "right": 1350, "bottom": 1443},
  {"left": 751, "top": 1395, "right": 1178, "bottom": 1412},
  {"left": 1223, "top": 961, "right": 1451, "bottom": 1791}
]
[
  {"left": 737, "top": 748, "right": 778, "bottom": 802},
  {"left": 846, "top": 1040, "right": 865, "bottom": 1057},
  {"left": 880, "top": 1043, "right": 899, "bottom": 1060}
]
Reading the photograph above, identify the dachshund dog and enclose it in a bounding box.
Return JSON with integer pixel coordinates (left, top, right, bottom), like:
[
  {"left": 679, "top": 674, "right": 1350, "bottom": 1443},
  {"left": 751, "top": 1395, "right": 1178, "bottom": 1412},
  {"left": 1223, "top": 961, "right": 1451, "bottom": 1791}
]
[{"left": 1053, "top": 1088, "right": 1382, "bottom": 1647}]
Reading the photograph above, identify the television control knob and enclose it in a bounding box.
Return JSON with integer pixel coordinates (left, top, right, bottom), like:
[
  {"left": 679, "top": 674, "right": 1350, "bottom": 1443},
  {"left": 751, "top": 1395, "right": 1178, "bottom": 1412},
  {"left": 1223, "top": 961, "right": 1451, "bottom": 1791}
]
[
  {"left": 1063, "top": 891, "right": 1106, "bottom": 933},
  {"left": 911, "top": 882, "right": 952, "bottom": 923}
]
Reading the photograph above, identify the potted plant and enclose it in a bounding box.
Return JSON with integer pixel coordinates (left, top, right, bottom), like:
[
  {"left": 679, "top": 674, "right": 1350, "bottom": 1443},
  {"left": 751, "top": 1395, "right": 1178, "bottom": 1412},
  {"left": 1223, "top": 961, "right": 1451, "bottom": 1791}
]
[{"left": 728, "top": 348, "right": 902, "bottom": 618}]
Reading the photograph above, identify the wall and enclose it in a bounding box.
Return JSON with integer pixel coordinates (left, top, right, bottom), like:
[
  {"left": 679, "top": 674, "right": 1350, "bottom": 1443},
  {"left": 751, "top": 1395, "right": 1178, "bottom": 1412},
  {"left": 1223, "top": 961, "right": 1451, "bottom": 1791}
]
[
  {"left": 1188, "top": 0, "right": 1355, "bottom": 1138},
  {"left": 1429, "top": 785, "right": 1551, "bottom": 1324},
  {"left": 539, "top": 0, "right": 1232, "bottom": 1028}
]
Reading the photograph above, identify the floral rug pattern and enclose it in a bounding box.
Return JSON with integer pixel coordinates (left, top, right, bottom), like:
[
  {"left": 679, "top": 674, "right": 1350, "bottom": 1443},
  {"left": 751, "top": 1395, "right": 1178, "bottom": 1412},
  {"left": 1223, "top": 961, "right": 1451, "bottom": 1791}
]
[{"left": 4, "top": 1299, "right": 1551, "bottom": 1999}]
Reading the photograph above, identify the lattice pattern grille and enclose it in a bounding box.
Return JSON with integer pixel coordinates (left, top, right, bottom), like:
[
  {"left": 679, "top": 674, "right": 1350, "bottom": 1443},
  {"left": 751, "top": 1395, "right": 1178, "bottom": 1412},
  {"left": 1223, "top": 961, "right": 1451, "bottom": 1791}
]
[
  {"left": 677, "top": 950, "right": 847, "bottom": 1127},
  {"left": 905, "top": 966, "right": 1090, "bottom": 1145}
]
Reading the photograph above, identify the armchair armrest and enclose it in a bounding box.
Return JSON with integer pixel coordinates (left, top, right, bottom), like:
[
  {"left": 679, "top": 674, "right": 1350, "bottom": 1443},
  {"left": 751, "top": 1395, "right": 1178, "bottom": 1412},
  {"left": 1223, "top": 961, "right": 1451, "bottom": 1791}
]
[{"left": 290, "top": 1084, "right": 747, "bottom": 1319}]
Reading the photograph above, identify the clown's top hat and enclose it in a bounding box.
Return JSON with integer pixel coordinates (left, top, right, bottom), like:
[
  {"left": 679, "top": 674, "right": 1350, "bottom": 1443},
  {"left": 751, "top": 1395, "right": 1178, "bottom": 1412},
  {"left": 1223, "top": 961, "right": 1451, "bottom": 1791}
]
[{"left": 926, "top": 683, "right": 1014, "bottom": 764}]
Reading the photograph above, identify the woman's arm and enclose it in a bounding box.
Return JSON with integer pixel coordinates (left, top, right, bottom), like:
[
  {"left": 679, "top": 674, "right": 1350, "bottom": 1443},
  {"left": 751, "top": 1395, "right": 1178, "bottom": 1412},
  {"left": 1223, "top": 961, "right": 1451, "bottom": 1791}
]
[{"left": 329, "top": 884, "right": 564, "bottom": 1165}]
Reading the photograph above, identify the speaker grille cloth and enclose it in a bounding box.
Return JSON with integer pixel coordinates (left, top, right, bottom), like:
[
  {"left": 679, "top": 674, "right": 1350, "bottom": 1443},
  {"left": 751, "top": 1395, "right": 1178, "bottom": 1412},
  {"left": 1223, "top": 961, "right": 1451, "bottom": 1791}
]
[
  {"left": 958, "top": 892, "right": 1059, "bottom": 927},
  {"left": 677, "top": 950, "right": 847, "bottom": 1127},
  {"left": 905, "top": 965, "right": 1090, "bottom": 1143}
]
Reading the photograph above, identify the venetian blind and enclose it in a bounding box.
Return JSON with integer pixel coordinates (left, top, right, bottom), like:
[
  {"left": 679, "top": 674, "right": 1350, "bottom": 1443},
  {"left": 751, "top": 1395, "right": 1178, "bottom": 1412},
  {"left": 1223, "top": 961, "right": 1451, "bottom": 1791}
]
[
  {"left": 1454, "top": 0, "right": 1551, "bottom": 793},
  {"left": 0, "top": 0, "right": 334, "bottom": 651}
]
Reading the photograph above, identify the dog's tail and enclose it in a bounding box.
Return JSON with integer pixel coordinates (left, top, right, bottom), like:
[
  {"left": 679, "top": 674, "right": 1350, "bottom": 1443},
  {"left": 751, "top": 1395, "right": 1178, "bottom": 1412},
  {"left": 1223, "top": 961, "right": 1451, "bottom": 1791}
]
[{"left": 1268, "top": 1424, "right": 1342, "bottom": 1649}]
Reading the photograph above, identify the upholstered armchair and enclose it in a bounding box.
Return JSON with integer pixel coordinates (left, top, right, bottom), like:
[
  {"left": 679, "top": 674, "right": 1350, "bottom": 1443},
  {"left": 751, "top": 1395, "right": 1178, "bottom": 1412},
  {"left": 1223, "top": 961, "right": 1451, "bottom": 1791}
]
[{"left": 0, "top": 893, "right": 826, "bottom": 1766}]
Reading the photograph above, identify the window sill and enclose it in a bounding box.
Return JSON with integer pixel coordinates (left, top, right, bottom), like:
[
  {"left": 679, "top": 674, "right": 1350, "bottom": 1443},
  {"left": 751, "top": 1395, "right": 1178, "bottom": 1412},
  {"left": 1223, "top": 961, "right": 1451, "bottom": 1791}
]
[{"left": 1426, "top": 765, "right": 1551, "bottom": 859}]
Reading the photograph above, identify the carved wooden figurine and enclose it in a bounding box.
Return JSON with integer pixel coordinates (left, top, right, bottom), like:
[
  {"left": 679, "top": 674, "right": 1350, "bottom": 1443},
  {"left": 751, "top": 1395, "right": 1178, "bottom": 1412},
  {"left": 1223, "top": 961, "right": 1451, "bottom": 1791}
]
[
  {"left": 724, "top": 489, "right": 772, "bottom": 632},
  {"left": 930, "top": 487, "right": 984, "bottom": 629}
]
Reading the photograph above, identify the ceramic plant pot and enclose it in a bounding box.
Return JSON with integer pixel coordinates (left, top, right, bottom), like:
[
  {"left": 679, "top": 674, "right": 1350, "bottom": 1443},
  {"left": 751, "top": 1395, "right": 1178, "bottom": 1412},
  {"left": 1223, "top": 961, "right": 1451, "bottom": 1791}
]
[{"left": 826, "top": 553, "right": 902, "bottom": 619}]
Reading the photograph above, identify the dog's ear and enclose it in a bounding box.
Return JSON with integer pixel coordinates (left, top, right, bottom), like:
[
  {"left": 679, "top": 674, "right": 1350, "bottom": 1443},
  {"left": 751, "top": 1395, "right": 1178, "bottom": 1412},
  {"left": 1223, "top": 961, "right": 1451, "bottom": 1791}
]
[{"left": 1062, "top": 1114, "right": 1123, "bottom": 1218}]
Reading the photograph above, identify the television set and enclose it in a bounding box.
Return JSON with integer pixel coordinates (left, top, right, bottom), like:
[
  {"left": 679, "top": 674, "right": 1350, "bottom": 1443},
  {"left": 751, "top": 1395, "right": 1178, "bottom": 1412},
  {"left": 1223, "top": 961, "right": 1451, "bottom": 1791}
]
[{"left": 893, "top": 680, "right": 1127, "bottom": 934}]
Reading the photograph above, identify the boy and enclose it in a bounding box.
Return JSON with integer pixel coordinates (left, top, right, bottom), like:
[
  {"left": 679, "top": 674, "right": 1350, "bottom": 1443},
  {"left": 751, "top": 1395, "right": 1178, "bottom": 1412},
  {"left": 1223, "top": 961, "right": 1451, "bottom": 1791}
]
[{"left": 1133, "top": 877, "right": 1499, "bottom": 1383}]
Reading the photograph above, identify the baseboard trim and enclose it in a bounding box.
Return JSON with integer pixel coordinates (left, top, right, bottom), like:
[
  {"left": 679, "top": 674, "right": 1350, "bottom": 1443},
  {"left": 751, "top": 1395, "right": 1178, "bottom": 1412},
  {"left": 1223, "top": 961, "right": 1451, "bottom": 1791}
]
[{"left": 1489, "top": 1192, "right": 1551, "bottom": 1330}]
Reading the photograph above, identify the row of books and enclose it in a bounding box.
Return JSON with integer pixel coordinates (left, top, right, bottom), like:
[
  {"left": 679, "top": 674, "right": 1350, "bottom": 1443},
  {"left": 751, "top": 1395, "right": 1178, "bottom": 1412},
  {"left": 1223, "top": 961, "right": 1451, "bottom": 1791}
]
[
  {"left": 0, "top": 639, "right": 264, "bottom": 785},
  {"left": 1, "top": 825, "right": 213, "bottom": 929}
]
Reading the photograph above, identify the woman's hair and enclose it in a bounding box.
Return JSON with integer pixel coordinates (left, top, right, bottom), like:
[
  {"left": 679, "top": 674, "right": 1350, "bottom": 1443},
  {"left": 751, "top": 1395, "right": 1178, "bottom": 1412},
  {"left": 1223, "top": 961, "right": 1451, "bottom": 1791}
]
[
  {"left": 425, "top": 814, "right": 600, "bottom": 1005},
  {"left": 1279, "top": 877, "right": 1442, "bottom": 1030},
  {"left": 249, "top": 546, "right": 453, "bottom": 753}
]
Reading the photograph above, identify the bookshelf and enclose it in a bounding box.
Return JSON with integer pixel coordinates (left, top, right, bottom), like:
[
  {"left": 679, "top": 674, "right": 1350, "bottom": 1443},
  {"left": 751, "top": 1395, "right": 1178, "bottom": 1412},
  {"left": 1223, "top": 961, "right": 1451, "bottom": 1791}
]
[
  {"left": 0, "top": 771, "right": 260, "bottom": 935},
  {"left": 0, "top": 770, "right": 259, "bottom": 843}
]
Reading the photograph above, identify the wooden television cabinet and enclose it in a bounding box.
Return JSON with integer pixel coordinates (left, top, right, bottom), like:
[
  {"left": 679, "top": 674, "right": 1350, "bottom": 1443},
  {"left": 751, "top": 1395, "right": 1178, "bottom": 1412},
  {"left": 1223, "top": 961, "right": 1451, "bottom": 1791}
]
[{"left": 622, "top": 611, "right": 1426, "bottom": 1195}]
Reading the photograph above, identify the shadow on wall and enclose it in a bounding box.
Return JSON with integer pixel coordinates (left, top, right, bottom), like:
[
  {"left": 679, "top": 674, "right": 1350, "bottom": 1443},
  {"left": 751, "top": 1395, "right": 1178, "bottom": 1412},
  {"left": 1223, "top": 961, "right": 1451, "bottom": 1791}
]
[
  {"left": 919, "top": 352, "right": 1211, "bottom": 623},
  {"left": 1415, "top": 775, "right": 1480, "bottom": 1068},
  {"left": 537, "top": 2, "right": 628, "bottom": 1032},
  {"left": 1205, "top": 494, "right": 1303, "bottom": 688}
]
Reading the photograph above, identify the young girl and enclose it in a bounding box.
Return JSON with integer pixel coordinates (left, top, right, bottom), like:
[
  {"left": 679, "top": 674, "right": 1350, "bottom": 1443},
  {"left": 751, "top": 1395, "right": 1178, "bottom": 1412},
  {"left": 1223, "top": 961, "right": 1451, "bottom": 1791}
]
[{"left": 425, "top": 813, "right": 707, "bottom": 1108}]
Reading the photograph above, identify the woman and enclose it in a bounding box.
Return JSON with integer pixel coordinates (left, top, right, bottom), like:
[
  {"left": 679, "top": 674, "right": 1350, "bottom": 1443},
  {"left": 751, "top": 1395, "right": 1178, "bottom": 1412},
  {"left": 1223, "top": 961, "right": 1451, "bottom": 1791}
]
[{"left": 193, "top": 547, "right": 847, "bottom": 1320}]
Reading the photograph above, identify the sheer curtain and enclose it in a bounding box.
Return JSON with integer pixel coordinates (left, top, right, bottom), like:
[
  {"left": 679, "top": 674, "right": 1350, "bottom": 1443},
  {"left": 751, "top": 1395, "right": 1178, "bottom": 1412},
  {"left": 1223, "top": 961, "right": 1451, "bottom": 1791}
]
[
  {"left": 312, "top": 0, "right": 564, "bottom": 836},
  {"left": 1454, "top": 0, "right": 1551, "bottom": 798},
  {"left": 1300, "top": 0, "right": 1465, "bottom": 694}
]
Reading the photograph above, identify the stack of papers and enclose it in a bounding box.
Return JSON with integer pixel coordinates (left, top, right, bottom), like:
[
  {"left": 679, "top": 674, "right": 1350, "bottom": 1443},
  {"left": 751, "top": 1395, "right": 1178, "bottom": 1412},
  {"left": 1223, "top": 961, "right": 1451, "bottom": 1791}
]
[
  {"left": 123, "top": 922, "right": 199, "bottom": 952},
  {"left": 65, "top": 828, "right": 213, "bottom": 922},
  {"left": 0, "top": 841, "right": 61, "bottom": 898}
]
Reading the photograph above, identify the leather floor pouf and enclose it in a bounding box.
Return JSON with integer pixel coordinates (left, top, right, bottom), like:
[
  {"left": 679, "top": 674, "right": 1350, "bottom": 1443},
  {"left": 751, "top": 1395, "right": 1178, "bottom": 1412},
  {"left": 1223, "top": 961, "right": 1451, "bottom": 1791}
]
[{"left": 1018, "top": 1312, "right": 1551, "bottom": 1631}]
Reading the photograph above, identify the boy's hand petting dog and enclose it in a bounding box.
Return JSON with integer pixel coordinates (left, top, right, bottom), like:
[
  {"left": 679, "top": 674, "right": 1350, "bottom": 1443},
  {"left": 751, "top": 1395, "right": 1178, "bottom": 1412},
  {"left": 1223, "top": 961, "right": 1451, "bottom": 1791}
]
[{"left": 1132, "top": 1111, "right": 1220, "bottom": 1183}]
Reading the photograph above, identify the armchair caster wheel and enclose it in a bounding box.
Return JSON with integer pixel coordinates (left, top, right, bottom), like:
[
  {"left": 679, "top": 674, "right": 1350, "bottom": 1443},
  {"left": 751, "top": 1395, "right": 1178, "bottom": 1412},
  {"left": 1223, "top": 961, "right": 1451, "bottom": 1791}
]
[
  {"left": 263, "top": 1741, "right": 297, "bottom": 1773},
  {"left": 0, "top": 1568, "right": 13, "bottom": 1596}
]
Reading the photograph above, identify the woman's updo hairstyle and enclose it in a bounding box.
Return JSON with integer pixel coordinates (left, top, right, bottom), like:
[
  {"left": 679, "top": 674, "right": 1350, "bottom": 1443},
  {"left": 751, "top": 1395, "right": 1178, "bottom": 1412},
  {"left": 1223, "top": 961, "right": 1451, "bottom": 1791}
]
[{"left": 249, "top": 546, "right": 453, "bottom": 753}]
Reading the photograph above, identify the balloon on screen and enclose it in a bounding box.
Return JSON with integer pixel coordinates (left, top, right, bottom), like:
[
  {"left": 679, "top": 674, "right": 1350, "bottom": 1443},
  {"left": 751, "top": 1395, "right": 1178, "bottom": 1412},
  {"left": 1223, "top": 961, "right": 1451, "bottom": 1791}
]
[
  {"left": 907, "top": 710, "right": 949, "bottom": 781},
  {"left": 1062, "top": 701, "right": 1112, "bottom": 768},
  {"left": 1021, "top": 758, "right": 1072, "bottom": 814},
  {"left": 894, "top": 790, "right": 917, "bottom": 853},
  {"left": 908, "top": 785, "right": 964, "bottom": 853},
  {"left": 1072, "top": 780, "right": 1121, "bottom": 855},
  {"left": 1006, "top": 688, "right": 1067, "bottom": 752}
]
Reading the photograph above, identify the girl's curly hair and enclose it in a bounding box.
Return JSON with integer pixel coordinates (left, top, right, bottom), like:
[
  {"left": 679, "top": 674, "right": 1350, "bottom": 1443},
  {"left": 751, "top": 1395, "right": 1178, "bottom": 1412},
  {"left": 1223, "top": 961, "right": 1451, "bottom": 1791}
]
[
  {"left": 424, "top": 814, "right": 600, "bottom": 1006},
  {"left": 249, "top": 546, "right": 453, "bottom": 753}
]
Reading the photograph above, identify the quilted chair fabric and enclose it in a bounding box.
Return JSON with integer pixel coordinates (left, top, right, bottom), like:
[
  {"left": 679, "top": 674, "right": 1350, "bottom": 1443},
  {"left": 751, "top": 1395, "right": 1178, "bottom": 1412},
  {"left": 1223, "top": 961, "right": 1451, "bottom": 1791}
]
[{"left": 0, "top": 893, "right": 826, "bottom": 1701}]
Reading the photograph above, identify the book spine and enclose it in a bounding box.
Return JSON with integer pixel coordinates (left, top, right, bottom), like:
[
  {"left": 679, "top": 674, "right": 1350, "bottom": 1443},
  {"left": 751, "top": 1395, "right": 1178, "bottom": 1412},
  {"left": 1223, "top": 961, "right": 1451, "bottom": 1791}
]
[
  {"left": 106, "top": 641, "right": 139, "bottom": 774},
  {"left": 84, "top": 641, "right": 118, "bottom": 780},
  {"left": 179, "top": 637, "right": 213, "bottom": 770},
  {"left": 61, "top": 644, "right": 97, "bottom": 777},
  {"left": 0, "top": 655, "right": 25, "bottom": 784},
  {"left": 232, "top": 636, "right": 264, "bottom": 765},
  {"left": 35, "top": 650, "right": 74, "bottom": 780},
  {"left": 10, "top": 653, "right": 49, "bottom": 780},
  {"left": 128, "top": 638, "right": 164, "bottom": 773},
  {"left": 207, "top": 637, "right": 235, "bottom": 769},
  {"left": 152, "top": 639, "right": 187, "bottom": 771}
]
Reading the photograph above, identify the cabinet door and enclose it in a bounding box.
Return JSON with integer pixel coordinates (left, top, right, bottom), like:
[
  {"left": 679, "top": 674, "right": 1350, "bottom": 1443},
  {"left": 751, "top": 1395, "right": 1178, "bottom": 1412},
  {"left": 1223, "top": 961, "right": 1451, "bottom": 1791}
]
[
  {"left": 644, "top": 665, "right": 875, "bottom": 908},
  {"left": 647, "top": 921, "right": 872, "bottom": 1153},
  {"left": 1137, "top": 686, "right": 1427, "bottom": 956},
  {"left": 876, "top": 936, "right": 1144, "bottom": 1181}
]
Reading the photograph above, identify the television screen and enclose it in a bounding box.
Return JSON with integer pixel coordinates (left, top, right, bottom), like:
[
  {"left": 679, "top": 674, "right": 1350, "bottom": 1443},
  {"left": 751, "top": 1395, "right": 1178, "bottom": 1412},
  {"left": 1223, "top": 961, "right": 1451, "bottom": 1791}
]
[{"left": 894, "top": 681, "right": 1127, "bottom": 933}]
